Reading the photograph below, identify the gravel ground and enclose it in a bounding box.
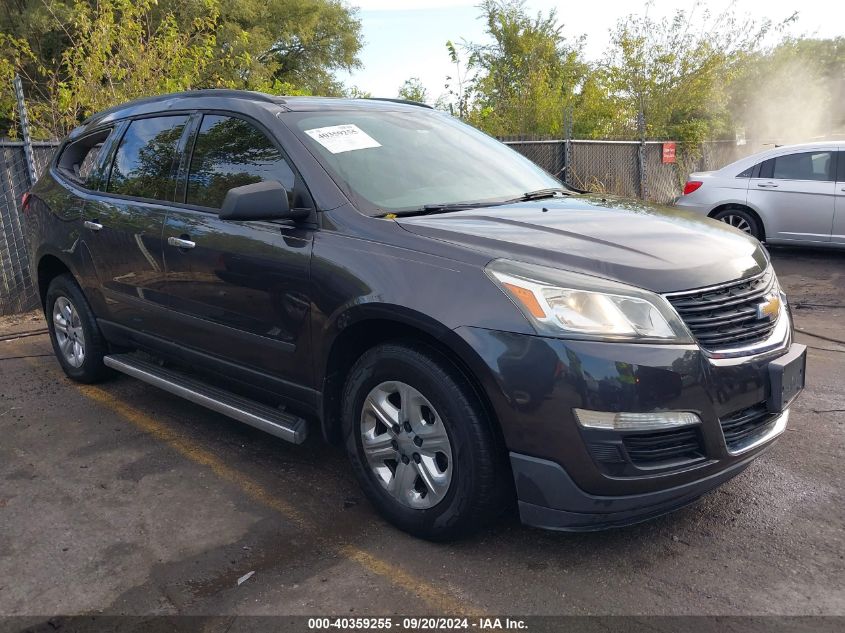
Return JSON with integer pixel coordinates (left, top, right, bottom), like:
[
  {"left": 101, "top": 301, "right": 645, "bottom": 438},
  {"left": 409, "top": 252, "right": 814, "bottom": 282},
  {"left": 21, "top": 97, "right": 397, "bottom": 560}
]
[{"left": 0, "top": 247, "right": 842, "bottom": 621}]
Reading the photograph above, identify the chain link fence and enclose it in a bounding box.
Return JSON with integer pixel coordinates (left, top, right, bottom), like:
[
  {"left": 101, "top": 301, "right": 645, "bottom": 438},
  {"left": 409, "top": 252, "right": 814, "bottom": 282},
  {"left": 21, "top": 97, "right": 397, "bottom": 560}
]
[
  {"left": 497, "top": 139, "right": 568, "bottom": 181},
  {"left": 567, "top": 140, "right": 642, "bottom": 198},
  {"left": 505, "top": 138, "right": 763, "bottom": 202},
  {"left": 0, "top": 141, "right": 58, "bottom": 315}
]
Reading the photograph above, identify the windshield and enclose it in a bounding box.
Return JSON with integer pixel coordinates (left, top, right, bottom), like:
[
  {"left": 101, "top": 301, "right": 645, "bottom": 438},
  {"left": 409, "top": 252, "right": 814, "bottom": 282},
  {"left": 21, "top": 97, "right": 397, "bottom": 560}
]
[{"left": 286, "top": 108, "right": 562, "bottom": 214}]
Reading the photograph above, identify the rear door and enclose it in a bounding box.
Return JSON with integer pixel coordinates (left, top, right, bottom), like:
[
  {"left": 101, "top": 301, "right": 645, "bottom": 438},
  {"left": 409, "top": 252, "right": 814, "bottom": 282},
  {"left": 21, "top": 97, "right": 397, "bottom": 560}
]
[
  {"left": 833, "top": 150, "right": 845, "bottom": 245},
  {"left": 747, "top": 149, "right": 836, "bottom": 244},
  {"left": 83, "top": 114, "right": 190, "bottom": 334},
  {"left": 160, "top": 113, "right": 315, "bottom": 390}
]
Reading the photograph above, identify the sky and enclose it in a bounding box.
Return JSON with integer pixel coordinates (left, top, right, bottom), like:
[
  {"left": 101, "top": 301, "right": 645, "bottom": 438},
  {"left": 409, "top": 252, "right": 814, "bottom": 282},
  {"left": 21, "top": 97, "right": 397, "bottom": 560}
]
[{"left": 339, "top": 0, "right": 845, "bottom": 100}]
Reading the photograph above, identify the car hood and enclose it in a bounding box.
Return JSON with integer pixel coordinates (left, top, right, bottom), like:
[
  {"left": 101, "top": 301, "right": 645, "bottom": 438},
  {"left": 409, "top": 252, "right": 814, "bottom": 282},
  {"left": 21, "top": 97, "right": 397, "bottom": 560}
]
[{"left": 396, "top": 196, "right": 768, "bottom": 293}]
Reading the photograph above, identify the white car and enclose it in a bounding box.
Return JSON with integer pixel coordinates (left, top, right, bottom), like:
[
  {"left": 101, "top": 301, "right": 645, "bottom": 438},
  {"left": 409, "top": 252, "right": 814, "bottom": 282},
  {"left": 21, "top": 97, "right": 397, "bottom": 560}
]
[{"left": 675, "top": 142, "right": 844, "bottom": 247}]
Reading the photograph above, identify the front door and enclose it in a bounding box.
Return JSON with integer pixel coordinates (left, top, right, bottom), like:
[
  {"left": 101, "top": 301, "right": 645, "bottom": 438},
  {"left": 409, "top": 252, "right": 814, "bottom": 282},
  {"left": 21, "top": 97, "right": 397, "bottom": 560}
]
[
  {"left": 160, "top": 113, "right": 314, "bottom": 390},
  {"left": 83, "top": 114, "right": 190, "bottom": 334},
  {"left": 746, "top": 149, "right": 836, "bottom": 244}
]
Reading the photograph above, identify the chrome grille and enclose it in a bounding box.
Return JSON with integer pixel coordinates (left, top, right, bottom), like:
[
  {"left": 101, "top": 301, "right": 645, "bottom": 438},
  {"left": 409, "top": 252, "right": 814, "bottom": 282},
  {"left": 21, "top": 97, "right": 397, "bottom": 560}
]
[{"left": 665, "top": 269, "right": 779, "bottom": 351}]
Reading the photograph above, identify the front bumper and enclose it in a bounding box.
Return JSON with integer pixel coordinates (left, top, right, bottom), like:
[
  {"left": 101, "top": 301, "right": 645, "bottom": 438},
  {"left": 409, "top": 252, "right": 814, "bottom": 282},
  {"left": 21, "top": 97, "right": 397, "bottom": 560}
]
[
  {"left": 511, "top": 410, "right": 787, "bottom": 531},
  {"left": 452, "top": 326, "right": 802, "bottom": 529}
]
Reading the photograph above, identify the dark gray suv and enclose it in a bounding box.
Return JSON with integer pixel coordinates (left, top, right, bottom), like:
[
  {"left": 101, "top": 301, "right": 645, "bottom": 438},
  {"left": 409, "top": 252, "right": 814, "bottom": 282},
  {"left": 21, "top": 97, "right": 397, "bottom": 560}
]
[{"left": 24, "top": 90, "right": 806, "bottom": 539}]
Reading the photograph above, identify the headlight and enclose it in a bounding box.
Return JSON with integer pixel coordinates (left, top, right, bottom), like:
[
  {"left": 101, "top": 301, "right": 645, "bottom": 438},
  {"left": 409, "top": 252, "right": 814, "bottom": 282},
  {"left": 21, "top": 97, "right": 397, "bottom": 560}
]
[{"left": 485, "top": 259, "right": 692, "bottom": 343}]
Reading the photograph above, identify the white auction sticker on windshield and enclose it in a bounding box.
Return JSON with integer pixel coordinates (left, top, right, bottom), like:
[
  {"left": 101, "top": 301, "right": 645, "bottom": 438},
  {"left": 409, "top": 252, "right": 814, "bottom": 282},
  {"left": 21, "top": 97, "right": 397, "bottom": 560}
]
[{"left": 304, "top": 124, "right": 381, "bottom": 154}]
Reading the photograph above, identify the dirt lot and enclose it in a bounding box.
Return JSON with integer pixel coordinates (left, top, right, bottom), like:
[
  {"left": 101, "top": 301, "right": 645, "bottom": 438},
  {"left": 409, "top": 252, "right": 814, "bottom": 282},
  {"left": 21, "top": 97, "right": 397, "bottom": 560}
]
[{"left": 1, "top": 248, "right": 843, "bottom": 622}]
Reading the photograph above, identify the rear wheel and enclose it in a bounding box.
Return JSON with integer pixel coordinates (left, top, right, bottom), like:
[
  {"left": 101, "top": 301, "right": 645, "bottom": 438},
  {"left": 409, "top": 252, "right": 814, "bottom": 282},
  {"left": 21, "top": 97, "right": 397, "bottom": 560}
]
[
  {"left": 45, "top": 274, "right": 112, "bottom": 383},
  {"left": 342, "top": 342, "right": 505, "bottom": 539},
  {"left": 712, "top": 208, "right": 763, "bottom": 241}
]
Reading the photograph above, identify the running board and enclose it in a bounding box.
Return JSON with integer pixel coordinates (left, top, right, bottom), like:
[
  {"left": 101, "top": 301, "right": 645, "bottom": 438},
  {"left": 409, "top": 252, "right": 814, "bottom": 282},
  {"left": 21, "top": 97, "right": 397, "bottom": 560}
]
[{"left": 103, "top": 354, "right": 307, "bottom": 444}]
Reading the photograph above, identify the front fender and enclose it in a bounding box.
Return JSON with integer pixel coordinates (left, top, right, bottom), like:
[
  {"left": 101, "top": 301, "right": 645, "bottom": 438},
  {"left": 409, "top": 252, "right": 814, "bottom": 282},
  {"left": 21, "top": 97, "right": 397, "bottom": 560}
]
[{"left": 309, "top": 229, "right": 533, "bottom": 377}]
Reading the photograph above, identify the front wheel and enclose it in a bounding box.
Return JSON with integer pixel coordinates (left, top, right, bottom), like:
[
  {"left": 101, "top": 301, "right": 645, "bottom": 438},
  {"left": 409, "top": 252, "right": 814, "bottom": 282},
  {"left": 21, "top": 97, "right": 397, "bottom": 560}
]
[{"left": 342, "top": 342, "right": 505, "bottom": 539}]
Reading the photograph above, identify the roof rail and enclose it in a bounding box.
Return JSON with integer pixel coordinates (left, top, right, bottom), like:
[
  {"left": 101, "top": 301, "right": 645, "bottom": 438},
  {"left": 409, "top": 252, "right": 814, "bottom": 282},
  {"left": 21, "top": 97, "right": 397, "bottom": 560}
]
[
  {"left": 80, "top": 89, "right": 284, "bottom": 127},
  {"left": 178, "top": 89, "right": 283, "bottom": 104},
  {"left": 123, "top": 89, "right": 282, "bottom": 107},
  {"left": 365, "top": 97, "right": 433, "bottom": 109}
]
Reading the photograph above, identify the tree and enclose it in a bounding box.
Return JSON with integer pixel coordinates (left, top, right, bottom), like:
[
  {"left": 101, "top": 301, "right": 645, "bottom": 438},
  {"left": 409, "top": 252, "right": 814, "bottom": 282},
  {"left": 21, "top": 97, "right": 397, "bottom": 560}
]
[
  {"left": 0, "top": 1, "right": 76, "bottom": 86},
  {"left": 0, "top": 0, "right": 364, "bottom": 137},
  {"left": 165, "top": 0, "right": 363, "bottom": 95},
  {"left": 592, "top": 4, "right": 783, "bottom": 144},
  {"left": 456, "top": 0, "right": 587, "bottom": 136},
  {"left": 397, "top": 77, "right": 428, "bottom": 103},
  {"left": 2, "top": 0, "right": 236, "bottom": 138},
  {"left": 440, "top": 40, "right": 476, "bottom": 118},
  {"left": 345, "top": 85, "right": 372, "bottom": 99}
]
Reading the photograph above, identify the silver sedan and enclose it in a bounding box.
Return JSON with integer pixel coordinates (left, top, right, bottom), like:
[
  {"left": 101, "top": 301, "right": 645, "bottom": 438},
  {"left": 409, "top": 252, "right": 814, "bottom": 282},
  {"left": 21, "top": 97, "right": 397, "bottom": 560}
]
[{"left": 674, "top": 142, "right": 844, "bottom": 248}]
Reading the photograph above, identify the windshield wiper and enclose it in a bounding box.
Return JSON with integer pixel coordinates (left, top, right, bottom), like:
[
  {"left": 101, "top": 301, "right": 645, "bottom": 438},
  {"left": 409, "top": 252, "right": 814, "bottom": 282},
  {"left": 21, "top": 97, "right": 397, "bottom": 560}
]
[
  {"left": 421, "top": 201, "right": 496, "bottom": 212},
  {"left": 386, "top": 200, "right": 498, "bottom": 218},
  {"left": 384, "top": 188, "right": 574, "bottom": 218},
  {"left": 507, "top": 187, "right": 573, "bottom": 203}
]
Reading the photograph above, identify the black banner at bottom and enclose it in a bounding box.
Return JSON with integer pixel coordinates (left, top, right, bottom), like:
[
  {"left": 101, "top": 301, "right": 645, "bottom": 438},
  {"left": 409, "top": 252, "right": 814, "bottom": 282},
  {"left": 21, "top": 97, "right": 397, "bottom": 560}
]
[{"left": 1, "top": 616, "right": 842, "bottom": 633}]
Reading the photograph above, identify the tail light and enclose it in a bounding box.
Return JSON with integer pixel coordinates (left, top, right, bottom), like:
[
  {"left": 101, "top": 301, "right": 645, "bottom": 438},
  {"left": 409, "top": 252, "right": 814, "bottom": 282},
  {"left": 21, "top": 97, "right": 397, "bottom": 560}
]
[
  {"left": 21, "top": 192, "right": 31, "bottom": 211},
  {"left": 682, "top": 181, "right": 703, "bottom": 195}
]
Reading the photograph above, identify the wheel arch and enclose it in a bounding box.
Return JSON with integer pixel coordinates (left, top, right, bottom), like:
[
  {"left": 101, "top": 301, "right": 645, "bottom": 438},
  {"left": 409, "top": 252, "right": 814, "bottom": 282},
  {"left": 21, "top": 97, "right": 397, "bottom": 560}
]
[
  {"left": 708, "top": 203, "right": 766, "bottom": 241},
  {"left": 36, "top": 253, "right": 73, "bottom": 309},
  {"left": 318, "top": 307, "right": 504, "bottom": 455}
]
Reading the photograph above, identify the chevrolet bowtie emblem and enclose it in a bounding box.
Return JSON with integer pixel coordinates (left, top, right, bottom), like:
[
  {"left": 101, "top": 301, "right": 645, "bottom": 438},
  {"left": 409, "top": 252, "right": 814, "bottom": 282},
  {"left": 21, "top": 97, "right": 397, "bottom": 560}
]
[{"left": 756, "top": 295, "right": 781, "bottom": 320}]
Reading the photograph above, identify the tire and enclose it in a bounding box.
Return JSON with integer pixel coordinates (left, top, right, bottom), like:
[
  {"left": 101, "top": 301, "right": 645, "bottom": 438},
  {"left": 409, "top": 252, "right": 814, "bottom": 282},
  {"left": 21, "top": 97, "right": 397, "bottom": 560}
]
[
  {"left": 341, "top": 342, "right": 505, "bottom": 540},
  {"left": 712, "top": 207, "right": 763, "bottom": 241},
  {"left": 45, "top": 274, "right": 112, "bottom": 383}
]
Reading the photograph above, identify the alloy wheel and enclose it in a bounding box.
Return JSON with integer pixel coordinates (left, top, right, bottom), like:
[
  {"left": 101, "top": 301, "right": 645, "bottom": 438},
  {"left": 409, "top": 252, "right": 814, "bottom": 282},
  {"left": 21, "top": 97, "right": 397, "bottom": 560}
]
[
  {"left": 360, "top": 381, "right": 453, "bottom": 509},
  {"left": 53, "top": 296, "right": 86, "bottom": 368},
  {"left": 720, "top": 214, "right": 752, "bottom": 234}
]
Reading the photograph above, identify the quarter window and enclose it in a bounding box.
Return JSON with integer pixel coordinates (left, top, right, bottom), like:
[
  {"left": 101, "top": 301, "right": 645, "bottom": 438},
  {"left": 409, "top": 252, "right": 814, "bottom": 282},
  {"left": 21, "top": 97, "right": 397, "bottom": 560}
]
[
  {"left": 107, "top": 115, "right": 189, "bottom": 201},
  {"left": 772, "top": 151, "right": 834, "bottom": 182},
  {"left": 186, "top": 115, "right": 295, "bottom": 209},
  {"left": 56, "top": 128, "right": 112, "bottom": 189}
]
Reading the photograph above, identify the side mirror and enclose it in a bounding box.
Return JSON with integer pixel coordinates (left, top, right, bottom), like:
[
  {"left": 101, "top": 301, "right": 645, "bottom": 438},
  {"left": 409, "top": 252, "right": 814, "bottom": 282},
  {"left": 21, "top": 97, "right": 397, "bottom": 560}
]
[{"left": 219, "top": 180, "right": 309, "bottom": 222}]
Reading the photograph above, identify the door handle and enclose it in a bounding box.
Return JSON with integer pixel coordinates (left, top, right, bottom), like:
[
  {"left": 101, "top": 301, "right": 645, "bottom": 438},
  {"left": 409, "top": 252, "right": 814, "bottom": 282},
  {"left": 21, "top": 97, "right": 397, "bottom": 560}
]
[
  {"left": 756, "top": 182, "right": 779, "bottom": 188},
  {"left": 83, "top": 220, "right": 103, "bottom": 231},
  {"left": 167, "top": 236, "right": 196, "bottom": 250}
]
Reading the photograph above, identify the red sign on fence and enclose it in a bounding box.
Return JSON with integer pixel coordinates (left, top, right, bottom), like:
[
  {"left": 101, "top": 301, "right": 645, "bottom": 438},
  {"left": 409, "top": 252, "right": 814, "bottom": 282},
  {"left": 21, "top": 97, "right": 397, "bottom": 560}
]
[{"left": 662, "top": 142, "right": 676, "bottom": 164}]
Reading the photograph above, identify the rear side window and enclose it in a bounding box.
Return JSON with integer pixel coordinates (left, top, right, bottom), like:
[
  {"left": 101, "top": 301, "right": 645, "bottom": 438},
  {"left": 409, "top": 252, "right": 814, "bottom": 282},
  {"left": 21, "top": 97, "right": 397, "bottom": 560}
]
[
  {"left": 186, "top": 115, "right": 295, "bottom": 209},
  {"left": 772, "top": 151, "right": 834, "bottom": 182},
  {"left": 56, "top": 129, "right": 112, "bottom": 189},
  {"left": 107, "top": 115, "right": 189, "bottom": 201},
  {"left": 838, "top": 151, "right": 845, "bottom": 182}
]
